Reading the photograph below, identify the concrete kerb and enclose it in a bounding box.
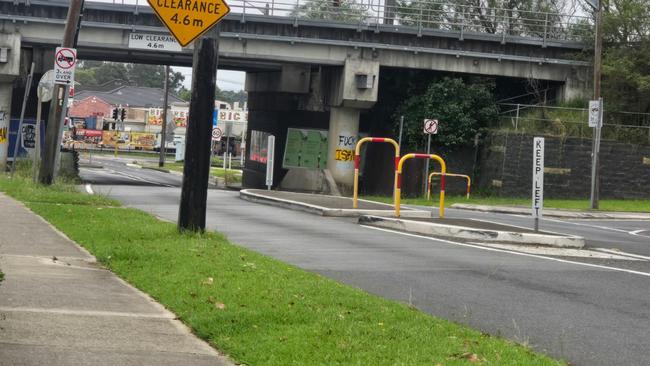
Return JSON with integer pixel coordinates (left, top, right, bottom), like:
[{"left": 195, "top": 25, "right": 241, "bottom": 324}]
[
  {"left": 239, "top": 189, "right": 432, "bottom": 218},
  {"left": 359, "top": 215, "right": 586, "bottom": 248},
  {"left": 452, "top": 203, "right": 650, "bottom": 220}
]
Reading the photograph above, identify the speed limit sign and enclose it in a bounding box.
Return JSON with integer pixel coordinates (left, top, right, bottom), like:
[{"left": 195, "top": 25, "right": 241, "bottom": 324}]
[{"left": 212, "top": 127, "right": 222, "bottom": 141}]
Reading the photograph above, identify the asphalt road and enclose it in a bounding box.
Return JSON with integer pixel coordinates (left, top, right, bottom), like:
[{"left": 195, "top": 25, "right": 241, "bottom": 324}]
[{"left": 80, "top": 157, "right": 650, "bottom": 366}]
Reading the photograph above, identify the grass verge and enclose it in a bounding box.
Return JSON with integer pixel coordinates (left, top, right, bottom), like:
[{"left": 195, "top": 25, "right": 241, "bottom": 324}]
[
  {"left": 365, "top": 195, "right": 650, "bottom": 213},
  {"left": 0, "top": 174, "right": 564, "bottom": 365}
]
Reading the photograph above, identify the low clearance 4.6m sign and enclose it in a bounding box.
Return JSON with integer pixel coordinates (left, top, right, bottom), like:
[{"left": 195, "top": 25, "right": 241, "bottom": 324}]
[{"left": 148, "top": 0, "right": 231, "bottom": 47}]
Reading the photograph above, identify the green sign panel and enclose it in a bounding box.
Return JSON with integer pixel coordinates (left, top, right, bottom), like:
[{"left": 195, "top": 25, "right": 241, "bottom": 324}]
[{"left": 283, "top": 128, "right": 328, "bottom": 169}]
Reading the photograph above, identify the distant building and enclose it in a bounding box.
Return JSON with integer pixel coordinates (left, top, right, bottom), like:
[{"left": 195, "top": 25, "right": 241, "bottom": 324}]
[
  {"left": 72, "top": 84, "right": 185, "bottom": 132},
  {"left": 68, "top": 82, "right": 248, "bottom": 155}
]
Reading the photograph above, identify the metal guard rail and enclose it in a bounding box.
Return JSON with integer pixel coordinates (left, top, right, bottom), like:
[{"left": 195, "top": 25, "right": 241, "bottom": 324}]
[{"left": 34, "top": 0, "right": 594, "bottom": 44}]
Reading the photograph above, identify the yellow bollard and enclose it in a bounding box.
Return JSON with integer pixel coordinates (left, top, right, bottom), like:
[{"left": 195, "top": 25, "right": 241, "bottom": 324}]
[
  {"left": 396, "top": 154, "right": 447, "bottom": 218},
  {"left": 352, "top": 137, "right": 400, "bottom": 209}
]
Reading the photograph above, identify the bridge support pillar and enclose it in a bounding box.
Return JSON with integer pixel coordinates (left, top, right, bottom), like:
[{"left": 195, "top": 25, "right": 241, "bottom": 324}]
[
  {"left": 326, "top": 107, "right": 360, "bottom": 190},
  {"left": 0, "top": 33, "right": 21, "bottom": 170},
  {"left": 559, "top": 68, "right": 591, "bottom": 103},
  {"left": 326, "top": 58, "right": 380, "bottom": 193}
]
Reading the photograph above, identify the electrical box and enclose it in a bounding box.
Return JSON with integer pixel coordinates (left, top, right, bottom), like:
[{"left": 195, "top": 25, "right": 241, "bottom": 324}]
[{"left": 355, "top": 73, "right": 375, "bottom": 89}]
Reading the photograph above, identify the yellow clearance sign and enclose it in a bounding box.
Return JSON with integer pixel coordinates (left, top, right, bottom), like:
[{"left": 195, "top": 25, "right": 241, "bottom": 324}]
[{"left": 148, "top": 0, "right": 230, "bottom": 47}]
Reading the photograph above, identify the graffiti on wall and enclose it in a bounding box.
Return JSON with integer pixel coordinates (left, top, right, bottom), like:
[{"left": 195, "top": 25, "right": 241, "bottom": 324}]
[{"left": 334, "top": 132, "right": 357, "bottom": 165}]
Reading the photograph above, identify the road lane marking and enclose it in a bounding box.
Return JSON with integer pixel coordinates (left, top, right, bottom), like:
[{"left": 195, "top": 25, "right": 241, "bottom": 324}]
[
  {"left": 593, "top": 248, "right": 650, "bottom": 261},
  {"left": 629, "top": 230, "right": 650, "bottom": 237},
  {"left": 544, "top": 217, "right": 631, "bottom": 234},
  {"left": 109, "top": 169, "right": 175, "bottom": 187},
  {"left": 466, "top": 242, "right": 644, "bottom": 261},
  {"left": 360, "top": 225, "right": 650, "bottom": 278}
]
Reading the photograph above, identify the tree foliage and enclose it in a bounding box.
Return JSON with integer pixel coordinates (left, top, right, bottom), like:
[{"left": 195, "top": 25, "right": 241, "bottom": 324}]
[
  {"left": 76, "top": 62, "right": 185, "bottom": 92},
  {"left": 290, "top": 0, "right": 370, "bottom": 21},
  {"left": 397, "top": 0, "right": 565, "bottom": 36},
  {"left": 396, "top": 77, "right": 498, "bottom": 149},
  {"left": 177, "top": 86, "right": 248, "bottom": 105},
  {"left": 601, "top": 0, "right": 650, "bottom": 112}
]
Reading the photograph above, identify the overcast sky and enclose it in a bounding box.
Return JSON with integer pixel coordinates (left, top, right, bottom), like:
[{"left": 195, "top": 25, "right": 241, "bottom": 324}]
[{"left": 173, "top": 67, "right": 246, "bottom": 91}]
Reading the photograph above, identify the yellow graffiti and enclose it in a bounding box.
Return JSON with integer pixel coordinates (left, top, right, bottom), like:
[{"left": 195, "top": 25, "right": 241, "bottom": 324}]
[
  {"left": 335, "top": 149, "right": 354, "bottom": 162},
  {"left": 0, "top": 127, "right": 7, "bottom": 143}
]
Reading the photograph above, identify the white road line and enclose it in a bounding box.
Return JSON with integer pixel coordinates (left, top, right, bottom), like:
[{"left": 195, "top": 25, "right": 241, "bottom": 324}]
[
  {"left": 544, "top": 217, "right": 631, "bottom": 234},
  {"left": 360, "top": 225, "right": 650, "bottom": 278},
  {"left": 593, "top": 248, "right": 650, "bottom": 261},
  {"left": 629, "top": 230, "right": 650, "bottom": 237},
  {"left": 85, "top": 184, "right": 94, "bottom": 195},
  {"left": 466, "top": 217, "right": 569, "bottom": 236},
  {"left": 109, "top": 169, "right": 175, "bottom": 188}
]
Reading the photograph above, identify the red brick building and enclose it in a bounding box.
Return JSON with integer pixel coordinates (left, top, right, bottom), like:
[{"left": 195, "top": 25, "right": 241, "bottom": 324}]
[{"left": 69, "top": 96, "right": 112, "bottom": 122}]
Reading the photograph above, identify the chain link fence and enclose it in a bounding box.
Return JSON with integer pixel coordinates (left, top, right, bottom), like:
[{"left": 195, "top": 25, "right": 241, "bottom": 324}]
[{"left": 493, "top": 104, "right": 650, "bottom": 145}]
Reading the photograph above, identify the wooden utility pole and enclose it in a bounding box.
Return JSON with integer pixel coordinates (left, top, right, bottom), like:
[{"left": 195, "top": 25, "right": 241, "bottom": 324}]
[
  {"left": 178, "top": 30, "right": 219, "bottom": 232},
  {"left": 38, "top": 0, "right": 83, "bottom": 185},
  {"left": 159, "top": 65, "right": 170, "bottom": 167},
  {"left": 590, "top": 0, "right": 603, "bottom": 209}
]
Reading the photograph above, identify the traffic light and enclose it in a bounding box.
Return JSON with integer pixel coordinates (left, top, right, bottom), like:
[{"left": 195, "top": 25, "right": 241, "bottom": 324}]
[
  {"left": 120, "top": 108, "right": 127, "bottom": 121},
  {"left": 112, "top": 108, "right": 118, "bottom": 120}
]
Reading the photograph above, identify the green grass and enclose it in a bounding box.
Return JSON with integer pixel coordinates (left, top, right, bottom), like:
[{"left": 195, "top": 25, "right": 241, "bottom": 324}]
[
  {"left": 0, "top": 270, "right": 4, "bottom": 283},
  {"left": 0, "top": 174, "right": 565, "bottom": 365},
  {"left": 364, "top": 195, "right": 650, "bottom": 213}
]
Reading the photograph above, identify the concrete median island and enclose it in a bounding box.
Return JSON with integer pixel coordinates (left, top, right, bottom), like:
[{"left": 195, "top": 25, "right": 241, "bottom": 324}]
[
  {"left": 359, "top": 215, "right": 586, "bottom": 248},
  {"left": 240, "top": 189, "right": 432, "bottom": 218}
]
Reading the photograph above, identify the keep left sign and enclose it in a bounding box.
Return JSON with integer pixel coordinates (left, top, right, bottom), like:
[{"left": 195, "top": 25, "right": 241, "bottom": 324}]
[{"left": 54, "top": 47, "right": 77, "bottom": 85}]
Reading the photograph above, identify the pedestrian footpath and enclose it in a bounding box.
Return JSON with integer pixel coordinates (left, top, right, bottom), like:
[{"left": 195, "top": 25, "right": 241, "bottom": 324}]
[{"left": 0, "top": 193, "right": 233, "bottom": 366}]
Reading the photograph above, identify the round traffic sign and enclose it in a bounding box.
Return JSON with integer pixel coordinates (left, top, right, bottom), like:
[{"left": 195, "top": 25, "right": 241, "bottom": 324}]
[
  {"left": 424, "top": 119, "right": 439, "bottom": 134},
  {"left": 212, "top": 127, "right": 223, "bottom": 141},
  {"left": 37, "top": 70, "right": 55, "bottom": 102},
  {"left": 55, "top": 48, "right": 77, "bottom": 69}
]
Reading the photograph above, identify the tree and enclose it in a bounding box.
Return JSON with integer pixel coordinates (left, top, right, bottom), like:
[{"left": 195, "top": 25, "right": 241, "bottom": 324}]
[
  {"left": 178, "top": 87, "right": 192, "bottom": 101},
  {"left": 291, "top": 0, "right": 370, "bottom": 22},
  {"left": 74, "top": 62, "right": 185, "bottom": 93},
  {"left": 126, "top": 64, "right": 185, "bottom": 91},
  {"left": 396, "top": 0, "right": 565, "bottom": 37},
  {"left": 601, "top": 0, "right": 650, "bottom": 112},
  {"left": 216, "top": 89, "right": 248, "bottom": 106},
  {"left": 396, "top": 77, "right": 498, "bottom": 149}
]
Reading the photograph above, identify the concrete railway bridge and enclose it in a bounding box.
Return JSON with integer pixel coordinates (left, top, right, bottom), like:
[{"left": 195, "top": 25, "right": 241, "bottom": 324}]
[{"left": 0, "top": 0, "right": 593, "bottom": 190}]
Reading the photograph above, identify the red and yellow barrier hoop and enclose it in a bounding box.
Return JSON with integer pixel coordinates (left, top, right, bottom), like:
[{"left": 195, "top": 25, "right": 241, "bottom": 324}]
[
  {"left": 353, "top": 137, "right": 400, "bottom": 209},
  {"left": 396, "top": 154, "right": 447, "bottom": 218},
  {"left": 428, "top": 172, "right": 471, "bottom": 200}
]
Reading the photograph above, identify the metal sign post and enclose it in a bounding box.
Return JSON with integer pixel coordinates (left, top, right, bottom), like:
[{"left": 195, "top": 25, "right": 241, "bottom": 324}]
[
  {"left": 532, "top": 137, "right": 545, "bottom": 232},
  {"left": 422, "top": 119, "right": 439, "bottom": 196},
  {"left": 266, "top": 135, "right": 275, "bottom": 190},
  {"left": 589, "top": 98, "right": 603, "bottom": 210},
  {"left": 10, "top": 62, "right": 35, "bottom": 176}
]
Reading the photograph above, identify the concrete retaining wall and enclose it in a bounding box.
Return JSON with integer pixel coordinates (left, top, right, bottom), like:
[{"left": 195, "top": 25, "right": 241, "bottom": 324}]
[{"left": 479, "top": 132, "right": 650, "bottom": 199}]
